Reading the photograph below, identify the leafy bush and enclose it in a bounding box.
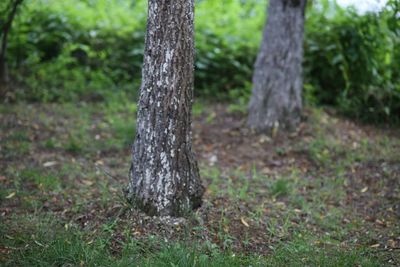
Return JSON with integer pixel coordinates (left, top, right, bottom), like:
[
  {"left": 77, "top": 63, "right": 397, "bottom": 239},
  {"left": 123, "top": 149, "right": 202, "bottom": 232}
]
[
  {"left": 304, "top": 0, "right": 400, "bottom": 123},
  {"left": 8, "top": 0, "right": 147, "bottom": 101},
  {"left": 7, "top": 0, "right": 265, "bottom": 101},
  {"left": 5, "top": 0, "right": 400, "bottom": 123},
  {"left": 194, "top": 0, "right": 265, "bottom": 98}
]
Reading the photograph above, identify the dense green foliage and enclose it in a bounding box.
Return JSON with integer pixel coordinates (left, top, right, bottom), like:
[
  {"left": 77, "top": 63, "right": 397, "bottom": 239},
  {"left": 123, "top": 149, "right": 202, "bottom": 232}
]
[
  {"left": 5, "top": 0, "right": 265, "bottom": 102},
  {"left": 304, "top": 0, "right": 400, "bottom": 122},
  {"left": 5, "top": 0, "right": 148, "bottom": 101},
  {"left": 4, "top": 0, "right": 400, "bottom": 122}
]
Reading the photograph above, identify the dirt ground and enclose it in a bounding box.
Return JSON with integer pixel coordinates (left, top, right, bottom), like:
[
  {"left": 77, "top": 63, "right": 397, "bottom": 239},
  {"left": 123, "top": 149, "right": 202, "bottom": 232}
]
[{"left": 1, "top": 103, "right": 399, "bottom": 264}]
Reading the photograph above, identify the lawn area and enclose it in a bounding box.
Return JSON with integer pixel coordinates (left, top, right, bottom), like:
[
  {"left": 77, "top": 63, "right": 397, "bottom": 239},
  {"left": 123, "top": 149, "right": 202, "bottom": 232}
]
[{"left": 1, "top": 101, "right": 399, "bottom": 266}]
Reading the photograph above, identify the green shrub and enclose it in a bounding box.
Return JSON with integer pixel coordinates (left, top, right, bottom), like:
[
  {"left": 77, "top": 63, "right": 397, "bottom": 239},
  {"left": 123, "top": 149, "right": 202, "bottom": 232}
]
[
  {"left": 304, "top": 0, "right": 400, "bottom": 123},
  {"left": 7, "top": 0, "right": 266, "bottom": 102},
  {"left": 5, "top": 0, "right": 400, "bottom": 123},
  {"left": 194, "top": 0, "right": 265, "bottom": 98},
  {"left": 9, "top": 0, "right": 146, "bottom": 102}
]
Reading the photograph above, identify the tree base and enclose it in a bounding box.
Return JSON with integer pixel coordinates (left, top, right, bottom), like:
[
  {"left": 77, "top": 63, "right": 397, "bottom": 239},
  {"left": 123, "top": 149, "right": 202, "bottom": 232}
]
[{"left": 125, "top": 176, "right": 204, "bottom": 217}]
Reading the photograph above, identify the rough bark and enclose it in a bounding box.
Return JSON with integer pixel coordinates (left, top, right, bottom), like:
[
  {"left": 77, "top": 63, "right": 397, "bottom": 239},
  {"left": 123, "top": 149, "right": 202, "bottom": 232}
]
[
  {"left": 0, "top": 0, "right": 23, "bottom": 93},
  {"left": 247, "top": 0, "right": 307, "bottom": 133},
  {"left": 126, "top": 0, "right": 204, "bottom": 216}
]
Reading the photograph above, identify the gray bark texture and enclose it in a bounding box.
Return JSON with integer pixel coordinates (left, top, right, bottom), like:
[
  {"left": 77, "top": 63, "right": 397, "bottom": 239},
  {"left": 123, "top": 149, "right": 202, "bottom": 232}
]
[
  {"left": 127, "top": 0, "right": 204, "bottom": 216},
  {"left": 247, "top": 0, "right": 307, "bottom": 132}
]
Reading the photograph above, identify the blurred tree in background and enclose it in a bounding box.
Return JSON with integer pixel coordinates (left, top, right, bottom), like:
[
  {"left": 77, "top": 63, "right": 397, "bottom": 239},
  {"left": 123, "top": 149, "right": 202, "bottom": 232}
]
[{"left": 248, "top": 0, "right": 307, "bottom": 133}]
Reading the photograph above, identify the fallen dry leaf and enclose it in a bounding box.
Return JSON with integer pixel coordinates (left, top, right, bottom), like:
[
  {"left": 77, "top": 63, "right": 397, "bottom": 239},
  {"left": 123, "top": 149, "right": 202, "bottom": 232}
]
[
  {"left": 43, "top": 161, "right": 57, "bottom": 167},
  {"left": 361, "top": 187, "right": 368, "bottom": 193},
  {"left": 82, "top": 180, "right": 94, "bottom": 186},
  {"left": 387, "top": 239, "right": 396, "bottom": 248},
  {"left": 5, "top": 192, "right": 15, "bottom": 199},
  {"left": 240, "top": 217, "right": 250, "bottom": 227}
]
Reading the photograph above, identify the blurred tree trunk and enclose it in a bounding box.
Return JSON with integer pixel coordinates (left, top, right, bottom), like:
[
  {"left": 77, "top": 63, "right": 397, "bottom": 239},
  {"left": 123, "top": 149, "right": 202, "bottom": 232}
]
[
  {"left": 126, "top": 0, "right": 204, "bottom": 216},
  {"left": 248, "top": 0, "right": 307, "bottom": 133},
  {"left": 0, "top": 0, "right": 23, "bottom": 95}
]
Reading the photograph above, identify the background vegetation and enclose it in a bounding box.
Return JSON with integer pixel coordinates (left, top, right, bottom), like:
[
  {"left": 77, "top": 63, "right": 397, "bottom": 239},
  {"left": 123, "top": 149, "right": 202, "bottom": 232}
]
[{"left": 3, "top": 0, "right": 399, "bottom": 123}]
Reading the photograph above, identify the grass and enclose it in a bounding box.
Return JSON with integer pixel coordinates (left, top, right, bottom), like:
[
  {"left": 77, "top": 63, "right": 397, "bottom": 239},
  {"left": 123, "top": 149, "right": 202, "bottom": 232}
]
[
  {"left": 266, "top": 236, "right": 381, "bottom": 267},
  {"left": 0, "top": 102, "right": 399, "bottom": 266},
  {"left": 270, "top": 179, "right": 291, "bottom": 197},
  {"left": 0, "top": 215, "right": 381, "bottom": 267}
]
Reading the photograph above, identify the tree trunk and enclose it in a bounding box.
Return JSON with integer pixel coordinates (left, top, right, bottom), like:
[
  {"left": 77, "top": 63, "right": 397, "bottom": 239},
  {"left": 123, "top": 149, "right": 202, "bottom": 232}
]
[
  {"left": 0, "top": 0, "right": 24, "bottom": 94},
  {"left": 126, "top": 0, "right": 204, "bottom": 216},
  {"left": 247, "top": 0, "right": 307, "bottom": 133}
]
